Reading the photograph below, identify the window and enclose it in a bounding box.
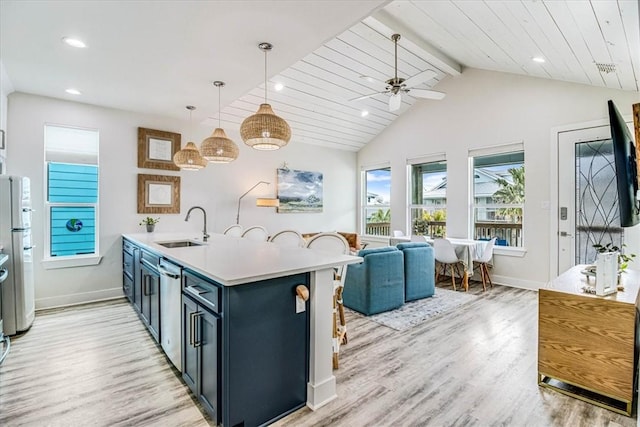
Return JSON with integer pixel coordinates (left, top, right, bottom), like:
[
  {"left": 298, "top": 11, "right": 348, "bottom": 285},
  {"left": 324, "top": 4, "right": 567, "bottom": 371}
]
[
  {"left": 471, "top": 150, "right": 524, "bottom": 247},
  {"left": 44, "top": 125, "right": 99, "bottom": 262},
  {"left": 410, "top": 160, "right": 447, "bottom": 236},
  {"left": 363, "top": 167, "right": 391, "bottom": 236}
]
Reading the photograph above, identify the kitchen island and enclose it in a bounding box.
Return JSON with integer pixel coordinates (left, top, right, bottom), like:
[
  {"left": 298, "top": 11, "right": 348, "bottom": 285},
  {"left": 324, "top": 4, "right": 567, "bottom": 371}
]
[{"left": 122, "top": 232, "right": 361, "bottom": 426}]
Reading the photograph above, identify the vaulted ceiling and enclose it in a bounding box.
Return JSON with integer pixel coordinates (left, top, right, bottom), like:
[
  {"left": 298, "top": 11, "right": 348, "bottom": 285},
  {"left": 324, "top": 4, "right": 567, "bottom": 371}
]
[{"left": 2, "top": 1, "right": 638, "bottom": 152}]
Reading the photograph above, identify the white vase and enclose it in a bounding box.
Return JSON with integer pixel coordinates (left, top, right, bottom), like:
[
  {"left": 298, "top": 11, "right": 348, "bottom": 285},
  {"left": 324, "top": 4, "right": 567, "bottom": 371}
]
[{"left": 595, "top": 251, "right": 618, "bottom": 296}]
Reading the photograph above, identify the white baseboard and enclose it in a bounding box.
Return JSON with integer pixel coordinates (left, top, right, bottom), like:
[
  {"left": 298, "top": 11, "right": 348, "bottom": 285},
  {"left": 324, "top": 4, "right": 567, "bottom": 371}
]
[
  {"left": 491, "top": 275, "right": 544, "bottom": 291},
  {"left": 36, "top": 287, "right": 123, "bottom": 310}
]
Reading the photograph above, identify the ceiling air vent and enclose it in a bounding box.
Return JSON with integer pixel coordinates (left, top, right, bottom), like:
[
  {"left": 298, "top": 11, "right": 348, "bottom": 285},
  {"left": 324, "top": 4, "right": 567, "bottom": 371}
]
[{"left": 595, "top": 62, "right": 616, "bottom": 74}]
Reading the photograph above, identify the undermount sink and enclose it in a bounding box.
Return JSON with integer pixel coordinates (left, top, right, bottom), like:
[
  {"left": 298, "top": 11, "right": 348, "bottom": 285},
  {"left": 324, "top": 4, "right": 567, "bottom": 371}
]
[{"left": 156, "top": 240, "right": 203, "bottom": 248}]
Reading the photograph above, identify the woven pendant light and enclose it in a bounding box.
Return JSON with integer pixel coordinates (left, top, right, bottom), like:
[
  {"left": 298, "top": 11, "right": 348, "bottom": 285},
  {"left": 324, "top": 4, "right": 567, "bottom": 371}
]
[
  {"left": 201, "top": 81, "right": 239, "bottom": 163},
  {"left": 240, "top": 42, "right": 291, "bottom": 151},
  {"left": 173, "top": 106, "right": 207, "bottom": 170}
]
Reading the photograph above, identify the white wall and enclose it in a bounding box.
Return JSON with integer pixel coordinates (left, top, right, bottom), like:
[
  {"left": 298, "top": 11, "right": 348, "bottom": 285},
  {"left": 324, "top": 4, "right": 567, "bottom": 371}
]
[
  {"left": 0, "top": 60, "right": 14, "bottom": 167},
  {"left": 7, "top": 92, "right": 357, "bottom": 308},
  {"left": 358, "top": 68, "right": 640, "bottom": 289}
]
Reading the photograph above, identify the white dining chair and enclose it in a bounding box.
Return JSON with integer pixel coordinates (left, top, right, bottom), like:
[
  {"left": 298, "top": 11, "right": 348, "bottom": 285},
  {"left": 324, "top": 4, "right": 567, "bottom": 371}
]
[
  {"left": 268, "top": 229, "right": 305, "bottom": 248},
  {"left": 241, "top": 226, "right": 269, "bottom": 242},
  {"left": 432, "top": 238, "right": 466, "bottom": 291},
  {"left": 305, "top": 232, "right": 350, "bottom": 369},
  {"left": 222, "top": 224, "right": 243, "bottom": 237},
  {"left": 473, "top": 237, "right": 497, "bottom": 291}
]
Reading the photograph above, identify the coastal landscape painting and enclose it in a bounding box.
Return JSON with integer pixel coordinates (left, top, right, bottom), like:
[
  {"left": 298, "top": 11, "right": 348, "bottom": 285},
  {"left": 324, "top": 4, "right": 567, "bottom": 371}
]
[{"left": 277, "top": 168, "right": 323, "bottom": 213}]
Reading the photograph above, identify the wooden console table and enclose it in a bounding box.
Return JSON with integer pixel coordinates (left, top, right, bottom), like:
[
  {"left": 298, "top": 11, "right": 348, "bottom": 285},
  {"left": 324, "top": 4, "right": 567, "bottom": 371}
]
[{"left": 538, "top": 265, "right": 640, "bottom": 415}]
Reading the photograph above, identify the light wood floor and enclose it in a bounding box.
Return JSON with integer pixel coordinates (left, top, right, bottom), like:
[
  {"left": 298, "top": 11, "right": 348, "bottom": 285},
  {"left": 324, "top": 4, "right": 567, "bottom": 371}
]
[{"left": 0, "top": 283, "right": 636, "bottom": 426}]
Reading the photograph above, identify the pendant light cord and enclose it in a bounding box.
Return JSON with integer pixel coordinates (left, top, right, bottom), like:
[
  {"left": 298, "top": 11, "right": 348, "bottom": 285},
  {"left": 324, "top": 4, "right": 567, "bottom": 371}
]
[
  {"left": 264, "top": 48, "right": 268, "bottom": 103},
  {"left": 218, "top": 85, "right": 221, "bottom": 128}
]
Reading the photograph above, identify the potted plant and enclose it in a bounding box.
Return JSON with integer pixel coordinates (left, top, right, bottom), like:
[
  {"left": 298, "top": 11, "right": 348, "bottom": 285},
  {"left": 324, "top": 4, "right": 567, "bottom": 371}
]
[
  {"left": 593, "top": 243, "right": 636, "bottom": 273},
  {"left": 140, "top": 217, "right": 160, "bottom": 233}
]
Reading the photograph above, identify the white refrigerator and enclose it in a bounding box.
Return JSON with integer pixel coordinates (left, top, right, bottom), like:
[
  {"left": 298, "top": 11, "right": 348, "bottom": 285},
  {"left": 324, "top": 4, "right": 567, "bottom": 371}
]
[{"left": 0, "top": 176, "right": 35, "bottom": 336}]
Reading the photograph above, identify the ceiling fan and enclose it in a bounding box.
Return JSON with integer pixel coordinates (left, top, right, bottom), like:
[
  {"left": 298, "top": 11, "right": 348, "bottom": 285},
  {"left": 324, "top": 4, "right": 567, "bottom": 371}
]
[{"left": 351, "top": 33, "right": 446, "bottom": 112}]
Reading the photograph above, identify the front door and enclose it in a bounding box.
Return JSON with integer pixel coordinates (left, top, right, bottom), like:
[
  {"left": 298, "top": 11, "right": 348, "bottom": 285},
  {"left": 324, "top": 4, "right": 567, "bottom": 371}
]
[{"left": 557, "top": 125, "right": 623, "bottom": 275}]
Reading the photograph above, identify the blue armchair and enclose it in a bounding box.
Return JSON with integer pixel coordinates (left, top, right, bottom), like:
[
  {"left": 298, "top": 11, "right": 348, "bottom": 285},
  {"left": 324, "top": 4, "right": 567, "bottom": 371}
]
[
  {"left": 396, "top": 242, "right": 435, "bottom": 301},
  {"left": 343, "top": 247, "right": 405, "bottom": 315}
]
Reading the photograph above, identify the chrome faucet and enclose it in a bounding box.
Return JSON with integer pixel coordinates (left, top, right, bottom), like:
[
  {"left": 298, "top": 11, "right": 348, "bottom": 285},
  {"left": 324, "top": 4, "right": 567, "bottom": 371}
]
[{"left": 185, "top": 206, "right": 210, "bottom": 242}]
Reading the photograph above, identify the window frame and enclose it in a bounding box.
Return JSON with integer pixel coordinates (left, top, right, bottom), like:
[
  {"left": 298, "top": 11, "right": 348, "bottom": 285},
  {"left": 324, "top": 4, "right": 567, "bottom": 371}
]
[
  {"left": 469, "top": 143, "right": 525, "bottom": 250},
  {"left": 361, "top": 164, "right": 391, "bottom": 238},
  {"left": 407, "top": 154, "right": 447, "bottom": 237},
  {"left": 42, "top": 124, "right": 101, "bottom": 269}
]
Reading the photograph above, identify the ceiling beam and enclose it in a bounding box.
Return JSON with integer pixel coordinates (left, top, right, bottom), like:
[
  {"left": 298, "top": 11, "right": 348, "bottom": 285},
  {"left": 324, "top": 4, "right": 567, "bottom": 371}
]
[{"left": 365, "top": 11, "right": 462, "bottom": 76}]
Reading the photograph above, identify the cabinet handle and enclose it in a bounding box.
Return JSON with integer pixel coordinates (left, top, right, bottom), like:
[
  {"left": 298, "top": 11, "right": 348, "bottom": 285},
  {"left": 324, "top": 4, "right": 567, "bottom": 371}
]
[
  {"left": 143, "top": 276, "right": 149, "bottom": 296},
  {"left": 189, "top": 312, "right": 195, "bottom": 347},
  {"left": 194, "top": 312, "right": 203, "bottom": 348}
]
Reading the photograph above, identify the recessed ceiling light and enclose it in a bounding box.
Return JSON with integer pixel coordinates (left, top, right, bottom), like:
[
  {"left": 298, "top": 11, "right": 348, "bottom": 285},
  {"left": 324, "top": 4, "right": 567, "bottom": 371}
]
[
  {"left": 361, "top": 110, "right": 369, "bottom": 117},
  {"left": 360, "top": 75, "right": 376, "bottom": 83},
  {"left": 532, "top": 56, "right": 545, "bottom": 63},
  {"left": 274, "top": 82, "right": 284, "bottom": 91},
  {"left": 62, "top": 37, "right": 87, "bottom": 48},
  {"left": 65, "top": 88, "right": 82, "bottom": 95}
]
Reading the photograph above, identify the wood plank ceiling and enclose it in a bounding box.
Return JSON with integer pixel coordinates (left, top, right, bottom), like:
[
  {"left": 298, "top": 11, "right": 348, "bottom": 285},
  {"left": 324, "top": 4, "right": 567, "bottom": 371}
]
[{"left": 213, "top": 0, "right": 639, "bottom": 152}]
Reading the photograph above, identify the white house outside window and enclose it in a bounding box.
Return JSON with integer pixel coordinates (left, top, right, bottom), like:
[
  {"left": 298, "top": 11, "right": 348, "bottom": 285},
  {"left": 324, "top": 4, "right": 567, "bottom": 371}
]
[
  {"left": 409, "top": 159, "right": 447, "bottom": 236},
  {"left": 363, "top": 167, "right": 391, "bottom": 237},
  {"left": 44, "top": 124, "right": 100, "bottom": 267},
  {"left": 471, "top": 149, "right": 524, "bottom": 247}
]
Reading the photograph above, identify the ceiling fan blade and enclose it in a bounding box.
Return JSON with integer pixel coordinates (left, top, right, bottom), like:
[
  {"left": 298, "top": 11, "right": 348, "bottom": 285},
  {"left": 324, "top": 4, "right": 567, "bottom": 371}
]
[
  {"left": 409, "top": 89, "right": 446, "bottom": 100},
  {"left": 389, "top": 93, "right": 402, "bottom": 111},
  {"left": 403, "top": 69, "right": 438, "bottom": 89},
  {"left": 349, "top": 91, "right": 388, "bottom": 102}
]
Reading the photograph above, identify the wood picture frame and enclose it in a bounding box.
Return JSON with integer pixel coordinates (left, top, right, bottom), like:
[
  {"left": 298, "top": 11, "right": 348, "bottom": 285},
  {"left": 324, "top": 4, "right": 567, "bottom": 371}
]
[
  {"left": 137, "top": 174, "right": 181, "bottom": 214},
  {"left": 138, "top": 127, "right": 180, "bottom": 170}
]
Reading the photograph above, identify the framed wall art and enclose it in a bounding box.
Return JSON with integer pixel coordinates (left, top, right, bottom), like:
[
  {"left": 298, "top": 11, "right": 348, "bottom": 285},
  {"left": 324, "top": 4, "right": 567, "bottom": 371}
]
[
  {"left": 137, "top": 174, "right": 181, "bottom": 214},
  {"left": 277, "top": 168, "right": 323, "bottom": 213},
  {"left": 137, "top": 127, "right": 180, "bottom": 171}
]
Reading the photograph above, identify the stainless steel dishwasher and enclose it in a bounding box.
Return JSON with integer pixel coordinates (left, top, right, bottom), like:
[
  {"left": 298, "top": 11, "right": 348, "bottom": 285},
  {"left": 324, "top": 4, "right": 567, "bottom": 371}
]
[{"left": 158, "top": 258, "right": 181, "bottom": 370}]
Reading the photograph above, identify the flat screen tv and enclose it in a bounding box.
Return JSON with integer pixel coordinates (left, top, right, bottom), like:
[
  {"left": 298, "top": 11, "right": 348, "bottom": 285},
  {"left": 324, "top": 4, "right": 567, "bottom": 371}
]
[{"left": 609, "top": 99, "right": 640, "bottom": 227}]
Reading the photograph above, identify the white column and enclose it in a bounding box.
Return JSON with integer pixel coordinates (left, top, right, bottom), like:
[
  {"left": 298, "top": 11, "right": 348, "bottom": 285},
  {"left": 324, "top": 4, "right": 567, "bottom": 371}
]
[{"left": 306, "top": 267, "right": 337, "bottom": 410}]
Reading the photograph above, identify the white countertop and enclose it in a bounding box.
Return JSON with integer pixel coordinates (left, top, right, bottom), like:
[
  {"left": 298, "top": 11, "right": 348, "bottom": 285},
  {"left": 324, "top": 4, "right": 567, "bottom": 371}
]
[{"left": 123, "top": 232, "right": 362, "bottom": 286}]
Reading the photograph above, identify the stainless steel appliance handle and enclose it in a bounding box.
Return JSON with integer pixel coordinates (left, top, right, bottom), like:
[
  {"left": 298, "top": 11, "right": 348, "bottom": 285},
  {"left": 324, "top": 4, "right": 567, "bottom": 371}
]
[
  {"left": 0, "top": 268, "right": 8, "bottom": 283},
  {"left": 157, "top": 264, "right": 180, "bottom": 279},
  {"left": 0, "top": 336, "right": 11, "bottom": 365}
]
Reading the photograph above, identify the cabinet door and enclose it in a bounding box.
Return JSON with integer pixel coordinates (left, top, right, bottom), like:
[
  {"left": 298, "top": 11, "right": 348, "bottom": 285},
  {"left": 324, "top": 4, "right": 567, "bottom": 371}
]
[
  {"left": 182, "top": 295, "right": 198, "bottom": 394},
  {"left": 198, "top": 307, "right": 219, "bottom": 422},
  {"left": 148, "top": 269, "right": 160, "bottom": 342},
  {"left": 141, "top": 268, "right": 151, "bottom": 324},
  {"left": 132, "top": 248, "right": 142, "bottom": 312},
  {"left": 122, "top": 273, "right": 133, "bottom": 303},
  {"left": 140, "top": 264, "right": 160, "bottom": 342}
]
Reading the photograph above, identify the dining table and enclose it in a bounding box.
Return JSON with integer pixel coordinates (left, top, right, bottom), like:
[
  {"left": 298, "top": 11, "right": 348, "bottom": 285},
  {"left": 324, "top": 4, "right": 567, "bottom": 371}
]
[{"left": 429, "top": 237, "right": 488, "bottom": 290}]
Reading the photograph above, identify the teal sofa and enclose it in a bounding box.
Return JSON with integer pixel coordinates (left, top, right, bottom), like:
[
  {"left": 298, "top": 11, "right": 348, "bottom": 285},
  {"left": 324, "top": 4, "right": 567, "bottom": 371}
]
[
  {"left": 343, "top": 246, "right": 405, "bottom": 315},
  {"left": 396, "top": 242, "right": 435, "bottom": 301}
]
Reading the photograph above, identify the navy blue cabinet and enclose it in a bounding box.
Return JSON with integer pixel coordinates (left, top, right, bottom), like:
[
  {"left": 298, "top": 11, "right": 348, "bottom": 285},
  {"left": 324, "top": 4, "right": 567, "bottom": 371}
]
[
  {"left": 140, "top": 250, "right": 160, "bottom": 343},
  {"left": 182, "top": 268, "right": 310, "bottom": 427},
  {"left": 182, "top": 291, "right": 220, "bottom": 423},
  {"left": 123, "top": 238, "right": 311, "bottom": 427}
]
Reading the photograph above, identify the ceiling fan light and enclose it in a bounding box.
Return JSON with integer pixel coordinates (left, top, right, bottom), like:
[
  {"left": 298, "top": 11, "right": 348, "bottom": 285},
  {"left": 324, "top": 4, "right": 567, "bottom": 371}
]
[
  {"left": 173, "top": 141, "right": 207, "bottom": 170},
  {"left": 389, "top": 93, "right": 402, "bottom": 112},
  {"left": 240, "top": 103, "right": 291, "bottom": 150},
  {"left": 201, "top": 128, "right": 239, "bottom": 163}
]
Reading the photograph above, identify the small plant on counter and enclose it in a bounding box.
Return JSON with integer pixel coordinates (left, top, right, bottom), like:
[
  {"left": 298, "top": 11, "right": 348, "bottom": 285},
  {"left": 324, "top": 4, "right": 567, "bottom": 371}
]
[
  {"left": 593, "top": 243, "right": 636, "bottom": 272},
  {"left": 139, "top": 217, "right": 160, "bottom": 226}
]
